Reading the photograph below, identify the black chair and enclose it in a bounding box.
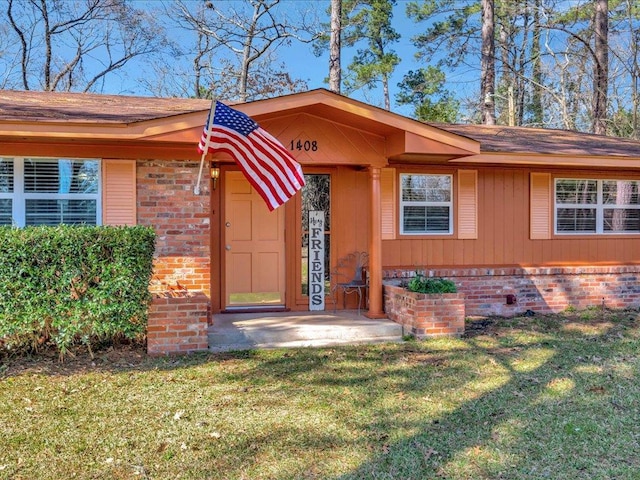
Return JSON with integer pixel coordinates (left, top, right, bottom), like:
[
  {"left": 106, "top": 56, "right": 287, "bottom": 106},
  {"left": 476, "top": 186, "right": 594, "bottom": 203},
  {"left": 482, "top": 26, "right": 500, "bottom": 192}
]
[{"left": 330, "top": 251, "right": 369, "bottom": 315}]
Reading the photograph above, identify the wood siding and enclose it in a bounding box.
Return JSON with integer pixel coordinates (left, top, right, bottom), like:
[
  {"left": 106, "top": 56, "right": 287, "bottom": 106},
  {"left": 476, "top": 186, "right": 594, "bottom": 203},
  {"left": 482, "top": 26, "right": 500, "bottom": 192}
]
[{"left": 382, "top": 166, "right": 640, "bottom": 268}]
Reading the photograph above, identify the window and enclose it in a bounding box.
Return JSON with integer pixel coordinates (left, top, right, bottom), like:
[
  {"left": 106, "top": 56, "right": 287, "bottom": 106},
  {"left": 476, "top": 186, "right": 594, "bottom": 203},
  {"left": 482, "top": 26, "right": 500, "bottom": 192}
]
[
  {"left": 301, "top": 174, "right": 331, "bottom": 296},
  {"left": 400, "top": 173, "right": 453, "bottom": 235},
  {"left": 0, "top": 157, "right": 100, "bottom": 227},
  {"left": 555, "top": 178, "right": 640, "bottom": 234}
]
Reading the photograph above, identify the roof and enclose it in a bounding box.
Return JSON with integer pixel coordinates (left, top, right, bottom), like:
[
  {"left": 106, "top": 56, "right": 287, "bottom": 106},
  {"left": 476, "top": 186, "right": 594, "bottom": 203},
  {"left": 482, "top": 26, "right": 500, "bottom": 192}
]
[
  {"left": 434, "top": 123, "right": 640, "bottom": 158},
  {"left": 1, "top": 88, "right": 640, "bottom": 161},
  {"left": 0, "top": 90, "right": 210, "bottom": 123}
]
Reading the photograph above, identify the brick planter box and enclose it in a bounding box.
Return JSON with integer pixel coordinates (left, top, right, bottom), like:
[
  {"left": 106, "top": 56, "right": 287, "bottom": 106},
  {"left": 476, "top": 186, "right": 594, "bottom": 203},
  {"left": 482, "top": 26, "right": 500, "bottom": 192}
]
[{"left": 384, "top": 284, "right": 465, "bottom": 338}]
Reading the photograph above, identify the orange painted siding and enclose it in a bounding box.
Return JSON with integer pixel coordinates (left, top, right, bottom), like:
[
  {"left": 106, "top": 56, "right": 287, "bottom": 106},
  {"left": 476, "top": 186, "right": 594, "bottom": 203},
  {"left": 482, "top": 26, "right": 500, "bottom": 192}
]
[
  {"left": 102, "top": 159, "right": 136, "bottom": 226},
  {"left": 382, "top": 167, "right": 640, "bottom": 268},
  {"left": 331, "top": 166, "right": 370, "bottom": 262}
]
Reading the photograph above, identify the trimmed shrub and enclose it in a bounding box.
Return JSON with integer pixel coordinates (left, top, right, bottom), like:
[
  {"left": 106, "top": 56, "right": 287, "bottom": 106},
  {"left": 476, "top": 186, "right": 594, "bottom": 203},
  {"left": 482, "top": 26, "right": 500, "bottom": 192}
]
[
  {"left": 406, "top": 273, "right": 457, "bottom": 294},
  {"left": 0, "top": 225, "right": 155, "bottom": 356}
]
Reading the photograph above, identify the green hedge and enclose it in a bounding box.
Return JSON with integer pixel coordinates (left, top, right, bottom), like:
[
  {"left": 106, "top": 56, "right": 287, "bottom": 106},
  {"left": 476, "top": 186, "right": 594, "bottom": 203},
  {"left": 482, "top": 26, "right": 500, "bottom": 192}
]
[{"left": 0, "top": 225, "right": 155, "bottom": 355}]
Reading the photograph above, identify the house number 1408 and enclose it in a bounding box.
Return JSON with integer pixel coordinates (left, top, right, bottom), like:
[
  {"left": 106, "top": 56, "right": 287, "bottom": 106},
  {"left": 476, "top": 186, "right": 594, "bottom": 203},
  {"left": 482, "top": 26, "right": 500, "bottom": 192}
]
[{"left": 289, "top": 139, "right": 318, "bottom": 152}]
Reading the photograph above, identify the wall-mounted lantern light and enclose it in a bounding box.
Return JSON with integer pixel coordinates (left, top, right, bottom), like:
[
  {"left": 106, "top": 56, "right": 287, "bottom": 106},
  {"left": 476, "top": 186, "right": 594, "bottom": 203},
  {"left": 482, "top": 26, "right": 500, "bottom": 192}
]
[{"left": 210, "top": 164, "right": 220, "bottom": 190}]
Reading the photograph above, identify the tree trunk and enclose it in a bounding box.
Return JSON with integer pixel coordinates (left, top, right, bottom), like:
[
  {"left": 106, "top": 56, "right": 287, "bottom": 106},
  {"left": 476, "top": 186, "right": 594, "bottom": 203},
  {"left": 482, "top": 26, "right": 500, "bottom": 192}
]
[
  {"left": 383, "top": 74, "right": 390, "bottom": 110},
  {"left": 481, "top": 0, "right": 496, "bottom": 125},
  {"left": 592, "top": 0, "right": 608, "bottom": 135},
  {"left": 531, "top": 0, "right": 543, "bottom": 126},
  {"left": 329, "top": 0, "right": 341, "bottom": 93}
]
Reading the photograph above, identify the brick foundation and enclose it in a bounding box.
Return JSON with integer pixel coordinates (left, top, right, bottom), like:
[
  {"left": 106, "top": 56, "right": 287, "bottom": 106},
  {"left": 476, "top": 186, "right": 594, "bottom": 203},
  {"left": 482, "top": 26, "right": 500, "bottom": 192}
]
[
  {"left": 138, "top": 160, "right": 212, "bottom": 354},
  {"left": 384, "top": 285, "right": 465, "bottom": 337},
  {"left": 384, "top": 266, "right": 640, "bottom": 317},
  {"left": 147, "top": 293, "right": 210, "bottom": 355}
]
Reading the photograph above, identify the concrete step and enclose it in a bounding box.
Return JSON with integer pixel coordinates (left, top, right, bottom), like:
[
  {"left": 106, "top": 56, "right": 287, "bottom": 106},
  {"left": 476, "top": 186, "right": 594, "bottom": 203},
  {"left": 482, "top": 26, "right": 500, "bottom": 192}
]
[{"left": 208, "top": 311, "right": 403, "bottom": 352}]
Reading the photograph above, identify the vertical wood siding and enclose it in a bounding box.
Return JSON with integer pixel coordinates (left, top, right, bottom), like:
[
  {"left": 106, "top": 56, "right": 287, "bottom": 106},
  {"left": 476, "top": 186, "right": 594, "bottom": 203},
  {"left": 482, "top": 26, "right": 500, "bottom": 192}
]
[
  {"left": 102, "top": 159, "right": 136, "bottom": 226},
  {"left": 332, "top": 167, "right": 370, "bottom": 261},
  {"left": 382, "top": 167, "right": 640, "bottom": 268}
]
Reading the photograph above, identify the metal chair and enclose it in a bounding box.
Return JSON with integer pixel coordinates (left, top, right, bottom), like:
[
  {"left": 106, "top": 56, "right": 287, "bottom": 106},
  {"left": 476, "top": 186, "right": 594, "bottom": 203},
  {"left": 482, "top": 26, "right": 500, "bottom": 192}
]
[{"left": 330, "top": 251, "right": 368, "bottom": 315}]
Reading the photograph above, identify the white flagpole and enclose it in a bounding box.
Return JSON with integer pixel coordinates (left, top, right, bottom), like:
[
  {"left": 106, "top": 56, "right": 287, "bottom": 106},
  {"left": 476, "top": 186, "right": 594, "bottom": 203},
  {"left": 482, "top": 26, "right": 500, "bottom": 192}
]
[{"left": 194, "top": 100, "right": 217, "bottom": 195}]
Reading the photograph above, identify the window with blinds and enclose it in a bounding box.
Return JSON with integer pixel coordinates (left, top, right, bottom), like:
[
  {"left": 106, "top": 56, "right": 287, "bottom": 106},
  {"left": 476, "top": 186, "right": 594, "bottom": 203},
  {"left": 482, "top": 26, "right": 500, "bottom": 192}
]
[
  {"left": 555, "top": 178, "right": 640, "bottom": 234},
  {"left": 0, "top": 157, "right": 100, "bottom": 227},
  {"left": 399, "top": 173, "right": 453, "bottom": 235}
]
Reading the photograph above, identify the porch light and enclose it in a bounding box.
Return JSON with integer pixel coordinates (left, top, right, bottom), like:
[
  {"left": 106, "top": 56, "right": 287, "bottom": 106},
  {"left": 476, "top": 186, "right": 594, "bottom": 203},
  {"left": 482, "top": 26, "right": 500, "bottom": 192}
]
[{"left": 210, "top": 164, "right": 220, "bottom": 190}]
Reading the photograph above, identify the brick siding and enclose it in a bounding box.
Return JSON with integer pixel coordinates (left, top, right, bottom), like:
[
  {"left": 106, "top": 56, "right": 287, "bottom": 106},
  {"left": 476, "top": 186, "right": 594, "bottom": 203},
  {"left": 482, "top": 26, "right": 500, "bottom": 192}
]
[
  {"left": 384, "top": 266, "right": 640, "bottom": 317},
  {"left": 137, "top": 160, "right": 211, "bottom": 354}
]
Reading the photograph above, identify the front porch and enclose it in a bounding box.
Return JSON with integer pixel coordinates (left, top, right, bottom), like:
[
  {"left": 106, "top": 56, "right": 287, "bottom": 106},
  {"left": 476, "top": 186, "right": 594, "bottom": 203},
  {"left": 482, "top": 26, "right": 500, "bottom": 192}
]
[{"left": 208, "top": 310, "right": 403, "bottom": 352}]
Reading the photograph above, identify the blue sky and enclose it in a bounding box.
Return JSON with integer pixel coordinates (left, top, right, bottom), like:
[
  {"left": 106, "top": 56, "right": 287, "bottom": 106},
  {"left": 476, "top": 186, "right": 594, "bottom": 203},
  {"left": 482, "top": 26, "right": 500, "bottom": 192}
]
[
  {"left": 115, "top": 0, "right": 480, "bottom": 116},
  {"left": 276, "top": 0, "right": 479, "bottom": 115}
]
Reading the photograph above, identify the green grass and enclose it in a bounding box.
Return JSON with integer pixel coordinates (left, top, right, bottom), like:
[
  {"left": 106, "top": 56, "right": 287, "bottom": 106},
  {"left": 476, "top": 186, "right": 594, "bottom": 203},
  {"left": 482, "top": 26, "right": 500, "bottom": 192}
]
[{"left": 2, "top": 309, "right": 640, "bottom": 479}]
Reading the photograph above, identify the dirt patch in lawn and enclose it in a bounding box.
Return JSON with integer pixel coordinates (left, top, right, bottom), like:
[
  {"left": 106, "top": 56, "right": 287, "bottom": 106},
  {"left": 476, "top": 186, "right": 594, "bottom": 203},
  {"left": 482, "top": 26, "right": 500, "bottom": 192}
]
[{"left": 1, "top": 342, "right": 149, "bottom": 378}]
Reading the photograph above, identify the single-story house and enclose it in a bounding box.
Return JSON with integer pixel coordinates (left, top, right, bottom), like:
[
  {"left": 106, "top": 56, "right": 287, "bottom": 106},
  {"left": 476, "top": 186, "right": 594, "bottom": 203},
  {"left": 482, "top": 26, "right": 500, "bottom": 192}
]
[{"left": 1, "top": 88, "right": 640, "bottom": 354}]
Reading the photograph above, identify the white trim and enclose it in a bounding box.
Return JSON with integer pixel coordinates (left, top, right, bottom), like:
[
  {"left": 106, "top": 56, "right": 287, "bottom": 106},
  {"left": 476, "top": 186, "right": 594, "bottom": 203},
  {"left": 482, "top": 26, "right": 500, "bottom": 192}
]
[
  {"left": 555, "top": 178, "right": 640, "bottom": 235},
  {"left": 0, "top": 156, "right": 101, "bottom": 227},
  {"left": 399, "top": 173, "right": 453, "bottom": 235}
]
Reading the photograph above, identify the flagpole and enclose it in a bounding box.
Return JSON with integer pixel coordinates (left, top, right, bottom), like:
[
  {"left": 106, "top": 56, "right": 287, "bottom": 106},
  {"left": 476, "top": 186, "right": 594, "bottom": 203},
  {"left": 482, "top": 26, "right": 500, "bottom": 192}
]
[{"left": 194, "top": 100, "right": 217, "bottom": 195}]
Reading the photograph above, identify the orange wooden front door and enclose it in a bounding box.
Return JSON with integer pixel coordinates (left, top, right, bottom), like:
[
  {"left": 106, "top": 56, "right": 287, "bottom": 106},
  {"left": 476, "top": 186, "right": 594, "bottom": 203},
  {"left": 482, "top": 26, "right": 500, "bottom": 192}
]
[{"left": 224, "top": 171, "right": 286, "bottom": 308}]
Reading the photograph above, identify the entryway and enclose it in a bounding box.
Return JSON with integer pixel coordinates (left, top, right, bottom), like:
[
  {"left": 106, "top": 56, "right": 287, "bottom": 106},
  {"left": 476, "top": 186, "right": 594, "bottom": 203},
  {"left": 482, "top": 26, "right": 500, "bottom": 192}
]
[
  {"left": 208, "top": 311, "right": 403, "bottom": 352},
  {"left": 224, "top": 171, "right": 285, "bottom": 309}
]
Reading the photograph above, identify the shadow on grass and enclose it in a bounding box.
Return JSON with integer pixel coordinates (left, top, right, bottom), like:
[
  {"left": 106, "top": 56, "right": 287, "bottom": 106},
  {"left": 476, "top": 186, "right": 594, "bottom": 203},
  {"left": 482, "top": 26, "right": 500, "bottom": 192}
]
[
  {"left": 323, "top": 311, "right": 640, "bottom": 479},
  {"left": 2, "top": 310, "right": 640, "bottom": 479},
  {"left": 203, "top": 309, "right": 640, "bottom": 479}
]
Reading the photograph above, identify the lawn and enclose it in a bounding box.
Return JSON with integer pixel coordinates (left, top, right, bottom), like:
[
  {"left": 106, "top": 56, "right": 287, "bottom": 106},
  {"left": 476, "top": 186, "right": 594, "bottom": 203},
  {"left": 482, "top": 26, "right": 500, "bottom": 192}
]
[{"left": 1, "top": 309, "right": 640, "bottom": 479}]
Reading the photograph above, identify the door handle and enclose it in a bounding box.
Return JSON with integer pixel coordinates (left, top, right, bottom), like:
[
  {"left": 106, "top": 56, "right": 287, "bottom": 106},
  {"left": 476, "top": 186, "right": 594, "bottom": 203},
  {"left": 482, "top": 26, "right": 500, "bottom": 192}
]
[{"left": 225, "top": 245, "right": 232, "bottom": 251}]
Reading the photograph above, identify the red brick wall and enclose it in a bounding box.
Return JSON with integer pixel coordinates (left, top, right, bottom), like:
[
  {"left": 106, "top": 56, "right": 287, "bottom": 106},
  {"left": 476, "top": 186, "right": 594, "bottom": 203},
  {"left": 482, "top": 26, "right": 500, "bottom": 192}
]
[
  {"left": 384, "top": 285, "right": 465, "bottom": 337},
  {"left": 137, "top": 160, "right": 211, "bottom": 354},
  {"left": 384, "top": 266, "right": 640, "bottom": 317},
  {"left": 147, "top": 294, "right": 210, "bottom": 355}
]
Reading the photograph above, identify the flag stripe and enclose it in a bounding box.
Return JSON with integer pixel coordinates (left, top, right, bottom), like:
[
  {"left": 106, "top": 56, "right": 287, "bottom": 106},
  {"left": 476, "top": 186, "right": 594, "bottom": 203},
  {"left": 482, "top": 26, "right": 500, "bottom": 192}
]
[
  {"left": 209, "top": 128, "right": 293, "bottom": 210},
  {"left": 257, "top": 128, "right": 305, "bottom": 187},
  {"left": 210, "top": 127, "right": 293, "bottom": 200},
  {"left": 197, "top": 101, "right": 305, "bottom": 211}
]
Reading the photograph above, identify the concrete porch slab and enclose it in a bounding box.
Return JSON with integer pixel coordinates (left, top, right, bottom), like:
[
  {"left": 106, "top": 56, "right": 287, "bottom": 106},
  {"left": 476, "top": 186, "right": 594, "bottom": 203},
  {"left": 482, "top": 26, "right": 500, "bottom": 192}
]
[{"left": 208, "top": 310, "right": 403, "bottom": 352}]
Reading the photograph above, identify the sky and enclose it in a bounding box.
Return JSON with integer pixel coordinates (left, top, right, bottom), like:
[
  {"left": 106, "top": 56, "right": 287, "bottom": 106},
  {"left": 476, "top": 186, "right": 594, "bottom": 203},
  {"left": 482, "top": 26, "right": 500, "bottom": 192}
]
[{"left": 118, "top": 0, "right": 480, "bottom": 117}]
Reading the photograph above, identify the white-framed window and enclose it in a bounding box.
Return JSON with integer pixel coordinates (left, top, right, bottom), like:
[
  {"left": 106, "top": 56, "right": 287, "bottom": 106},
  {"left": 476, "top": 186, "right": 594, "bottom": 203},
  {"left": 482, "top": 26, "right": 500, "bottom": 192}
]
[
  {"left": 555, "top": 178, "right": 640, "bottom": 234},
  {"left": 0, "top": 157, "right": 101, "bottom": 227},
  {"left": 400, "top": 173, "right": 453, "bottom": 235}
]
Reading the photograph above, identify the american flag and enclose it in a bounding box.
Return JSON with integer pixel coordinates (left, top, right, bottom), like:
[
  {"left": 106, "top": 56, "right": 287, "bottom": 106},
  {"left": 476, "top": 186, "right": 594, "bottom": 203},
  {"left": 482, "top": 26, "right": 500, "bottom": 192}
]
[{"left": 198, "top": 101, "right": 305, "bottom": 211}]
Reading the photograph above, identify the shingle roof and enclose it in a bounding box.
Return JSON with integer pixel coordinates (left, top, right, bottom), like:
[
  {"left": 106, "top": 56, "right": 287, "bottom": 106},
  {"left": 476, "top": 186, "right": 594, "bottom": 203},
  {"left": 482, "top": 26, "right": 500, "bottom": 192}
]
[
  {"left": 2, "top": 89, "right": 640, "bottom": 158},
  {"left": 0, "top": 90, "right": 210, "bottom": 123},
  {"left": 433, "top": 123, "right": 640, "bottom": 157}
]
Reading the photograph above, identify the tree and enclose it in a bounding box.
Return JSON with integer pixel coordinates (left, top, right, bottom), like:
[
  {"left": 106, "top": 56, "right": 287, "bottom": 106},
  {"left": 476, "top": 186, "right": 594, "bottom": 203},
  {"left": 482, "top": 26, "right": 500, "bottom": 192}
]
[
  {"left": 342, "top": 0, "right": 400, "bottom": 110},
  {"left": 329, "top": 0, "right": 342, "bottom": 93},
  {"left": 396, "top": 66, "right": 460, "bottom": 122},
  {"left": 173, "top": 0, "right": 318, "bottom": 101},
  {"left": 593, "top": 0, "right": 609, "bottom": 134},
  {"left": 2, "top": 0, "right": 170, "bottom": 92},
  {"left": 480, "top": 0, "right": 496, "bottom": 125},
  {"left": 529, "top": 0, "right": 544, "bottom": 126}
]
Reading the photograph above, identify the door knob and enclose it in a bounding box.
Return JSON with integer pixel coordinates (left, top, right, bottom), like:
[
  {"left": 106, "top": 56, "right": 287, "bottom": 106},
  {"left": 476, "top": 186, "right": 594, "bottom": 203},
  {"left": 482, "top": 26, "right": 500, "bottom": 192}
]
[
  {"left": 225, "top": 245, "right": 232, "bottom": 251},
  {"left": 225, "top": 222, "right": 231, "bottom": 227}
]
